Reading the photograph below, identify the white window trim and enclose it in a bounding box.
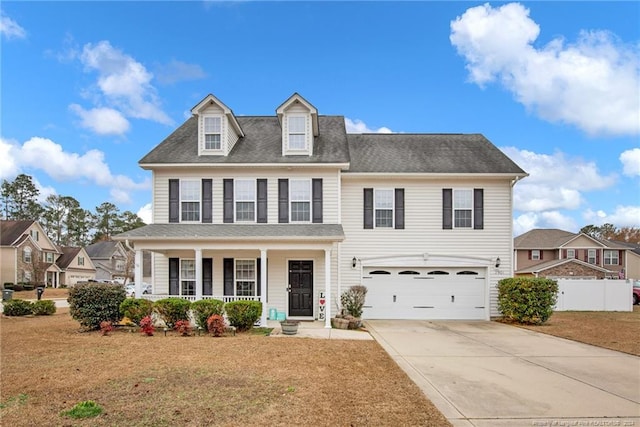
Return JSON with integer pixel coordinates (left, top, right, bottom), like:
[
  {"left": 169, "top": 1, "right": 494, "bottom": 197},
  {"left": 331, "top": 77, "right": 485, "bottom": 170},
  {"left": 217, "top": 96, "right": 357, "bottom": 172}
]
[
  {"left": 531, "top": 250, "right": 541, "bottom": 261},
  {"left": 289, "top": 179, "right": 312, "bottom": 223},
  {"left": 202, "top": 115, "right": 223, "bottom": 152},
  {"left": 374, "top": 188, "right": 394, "bottom": 228},
  {"left": 603, "top": 250, "right": 618, "bottom": 265},
  {"left": 180, "top": 179, "right": 201, "bottom": 223},
  {"left": 587, "top": 249, "right": 597, "bottom": 264},
  {"left": 23, "top": 247, "right": 32, "bottom": 263},
  {"left": 234, "top": 178, "right": 256, "bottom": 222},
  {"left": 286, "top": 115, "right": 309, "bottom": 153},
  {"left": 78, "top": 256, "right": 84, "bottom": 266},
  {"left": 180, "top": 259, "right": 196, "bottom": 296},
  {"left": 234, "top": 258, "right": 257, "bottom": 297},
  {"left": 566, "top": 249, "right": 575, "bottom": 258},
  {"left": 453, "top": 188, "right": 473, "bottom": 229}
]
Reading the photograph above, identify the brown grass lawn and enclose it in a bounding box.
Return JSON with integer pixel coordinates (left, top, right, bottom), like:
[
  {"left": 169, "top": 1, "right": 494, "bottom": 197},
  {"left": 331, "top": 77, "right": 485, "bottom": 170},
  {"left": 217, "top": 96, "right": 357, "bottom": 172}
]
[
  {"left": 513, "top": 305, "right": 640, "bottom": 356},
  {"left": 12, "top": 288, "right": 70, "bottom": 300},
  {"left": 0, "top": 309, "right": 451, "bottom": 427}
]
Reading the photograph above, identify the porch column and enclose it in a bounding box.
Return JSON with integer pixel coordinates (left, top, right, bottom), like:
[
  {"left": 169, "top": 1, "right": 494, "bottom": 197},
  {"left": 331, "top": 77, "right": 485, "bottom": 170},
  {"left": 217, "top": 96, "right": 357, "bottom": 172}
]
[
  {"left": 260, "top": 249, "right": 268, "bottom": 326},
  {"left": 195, "top": 248, "right": 202, "bottom": 301},
  {"left": 134, "top": 250, "right": 142, "bottom": 297},
  {"left": 324, "top": 248, "right": 331, "bottom": 328}
]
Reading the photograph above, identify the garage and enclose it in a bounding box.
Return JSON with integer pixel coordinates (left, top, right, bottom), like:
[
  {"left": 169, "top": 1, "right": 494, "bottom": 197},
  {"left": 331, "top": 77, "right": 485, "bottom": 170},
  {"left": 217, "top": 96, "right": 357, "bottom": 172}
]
[{"left": 361, "top": 267, "right": 487, "bottom": 320}]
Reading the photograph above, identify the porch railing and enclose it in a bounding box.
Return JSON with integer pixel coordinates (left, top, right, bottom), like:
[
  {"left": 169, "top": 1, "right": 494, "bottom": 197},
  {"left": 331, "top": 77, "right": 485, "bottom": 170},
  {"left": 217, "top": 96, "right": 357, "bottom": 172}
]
[{"left": 141, "top": 294, "right": 261, "bottom": 303}]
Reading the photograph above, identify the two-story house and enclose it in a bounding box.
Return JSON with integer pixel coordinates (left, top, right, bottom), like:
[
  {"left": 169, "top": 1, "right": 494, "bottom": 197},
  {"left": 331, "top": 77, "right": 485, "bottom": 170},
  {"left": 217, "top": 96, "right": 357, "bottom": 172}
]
[
  {"left": 114, "top": 93, "right": 527, "bottom": 325},
  {"left": 85, "top": 241, "right": 132, "bottom": 284},
  {"left": 514, "top": 228, "right": 640, "bottom": 280},
  {"left": 56, "top": 246, "right": 96, "bottom": 286},
  {"left": 0, "top": 220, "right": 62, "bottom": 287}
]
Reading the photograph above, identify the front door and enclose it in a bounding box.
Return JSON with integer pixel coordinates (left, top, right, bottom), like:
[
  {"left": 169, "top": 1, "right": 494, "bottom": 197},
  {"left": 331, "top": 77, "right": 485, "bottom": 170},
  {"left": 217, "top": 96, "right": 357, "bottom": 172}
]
[{"left": 288, "top": 260, "right": 313, "bottom": 317}]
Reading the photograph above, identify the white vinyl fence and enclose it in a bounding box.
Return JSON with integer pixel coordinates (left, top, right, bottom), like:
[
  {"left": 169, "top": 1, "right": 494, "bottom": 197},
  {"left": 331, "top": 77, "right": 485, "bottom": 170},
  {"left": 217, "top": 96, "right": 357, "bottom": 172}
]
[{"left": 554, "top": 279, "right": 633, "bottom": 311}]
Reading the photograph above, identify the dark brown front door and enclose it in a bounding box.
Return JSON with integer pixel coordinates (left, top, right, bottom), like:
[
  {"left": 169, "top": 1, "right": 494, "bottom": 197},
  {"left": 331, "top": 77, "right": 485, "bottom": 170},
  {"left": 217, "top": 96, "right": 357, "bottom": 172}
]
[{"left": 288, "top": 260, "right": 313, "bottom": 317}]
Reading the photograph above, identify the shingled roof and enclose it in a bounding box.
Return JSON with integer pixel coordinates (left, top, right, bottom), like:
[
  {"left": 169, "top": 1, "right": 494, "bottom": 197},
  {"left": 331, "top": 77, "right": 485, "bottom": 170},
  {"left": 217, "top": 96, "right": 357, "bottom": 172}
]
[
  {"left": 139, "top": 116, "right": 350, "bottom": 165},
  {"left": 514, "top": 229, "right": 577, "bottom": 249},
  {"left": 55, "top": 246, "right": 82, "bottom": 269},
  {"left": 0, "top": 220, "right": 34, "bottom": 246}
]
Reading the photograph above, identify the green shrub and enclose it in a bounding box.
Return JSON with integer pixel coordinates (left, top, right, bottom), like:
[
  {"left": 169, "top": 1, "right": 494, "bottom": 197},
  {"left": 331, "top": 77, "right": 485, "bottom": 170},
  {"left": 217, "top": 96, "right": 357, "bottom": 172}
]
[
  {"left": 340, "top": 285, "right": 368, "bottom": 318},
  {"left": 153, "top": 298, "right": 191, "bottom": 329},
  {"left": 497, "top": 277, "right": 558, "bottom": 325},
  {"left": 120, "top": 298, "right": 154, "bottom": 326},
  {"left": 191, "top": 299, "right": 225, "bottom": 330},
  {"left": 12, "top": 284, "right": 24, "bottom": 292},
  {"left": 225, "top": 300, "right": 262, "bottom": 331},
  {"left": 32, "top": 300, "right": 56, "bottom": 315},
  {"left": 22, "top": 283, "right": 35, "bottom": 291},
  {"left": 3, "top": 283, "right": 14, "bottom": 290},
  {"left": 68, "top": 283, "right": 126, "bottom": 330},
  {"left": 2, "top": 299, "right": 33, "bottom": 316}
]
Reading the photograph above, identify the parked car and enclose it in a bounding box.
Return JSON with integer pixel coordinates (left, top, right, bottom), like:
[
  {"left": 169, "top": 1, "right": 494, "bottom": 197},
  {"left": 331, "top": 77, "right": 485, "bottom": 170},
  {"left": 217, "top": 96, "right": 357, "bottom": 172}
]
[
  {"left": 633, "top": 282, "right": 640, "bottom": 305},
  {"left": 125, "top": 283, "right": 151, "bottom": 298}
]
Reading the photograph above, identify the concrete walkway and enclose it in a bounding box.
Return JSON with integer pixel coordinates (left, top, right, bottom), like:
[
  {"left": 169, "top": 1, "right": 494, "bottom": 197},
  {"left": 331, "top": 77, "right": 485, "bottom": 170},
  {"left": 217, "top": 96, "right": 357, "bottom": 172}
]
[
  {"left": 366, "top": 320, "right": 640, "bottom": 427},
  {"left": 267, "top": 319, "right": 373, "bottom": 340}
]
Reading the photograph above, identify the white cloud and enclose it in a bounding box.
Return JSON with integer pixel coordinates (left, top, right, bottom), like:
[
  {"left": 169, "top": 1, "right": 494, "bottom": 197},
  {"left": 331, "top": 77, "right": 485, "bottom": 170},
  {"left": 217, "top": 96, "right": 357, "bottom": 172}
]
[
  {"left": 504, "top": 146, "right": 616, "bottom": 212},
  {"left": 620, "top": 148, "right": 640, "bottom": 177},
  {"left": 0, "top": 13, "right": 26, "bottom": 40},
  {"left": 155, "top": 59, "right": 207, "bottom": 85},
  {"left": 583, "top": 206, "right": 640, "bottom": 227},
  {"left": 345, "top": 118, "right": 392, "bottom": 134},
  {"left": 137, "top": 203, "right": 152, "bottom": 224},
  {"left": 74, "top": 40, "right": 173, "bottom": 130},
  {"left": 451, "top": 3, "right": 640, "bottom": 136},
  {"left": 69, "top": 104, "right": 130, "bottom": 135},
  {"left": 1, "top": 136, "right": 150, "bottom": 204},
  {"left": 514, "top": 211, "right": 578, "bottom": 236}
]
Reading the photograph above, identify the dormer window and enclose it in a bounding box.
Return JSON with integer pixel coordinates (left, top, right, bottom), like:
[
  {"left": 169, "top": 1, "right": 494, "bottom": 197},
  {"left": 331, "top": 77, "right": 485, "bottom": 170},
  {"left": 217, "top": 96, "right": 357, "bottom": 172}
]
[
  {"left": 288, "top": 116, "right": 307, "bottom": 150},
  {"left": 204, "top": 116, "right": 222, "bottom": 150}
]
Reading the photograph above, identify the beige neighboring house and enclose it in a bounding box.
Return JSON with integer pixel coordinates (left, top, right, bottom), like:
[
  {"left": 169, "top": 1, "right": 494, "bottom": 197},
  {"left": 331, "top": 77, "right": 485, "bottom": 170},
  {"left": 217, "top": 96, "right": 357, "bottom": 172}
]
[
  {"left": 56, "top": 246, "right": 96, "bottom": 286},
  {"left": 0, "top": 220, "right": 62, "bottom": 287},
  {"left": 114, "top": 92, "right": 527, "bottom": 324},
  {"left": 85, "top": 241, "right": 132, "bottom": 284},
  {"left": 514, "top": 228, "right": 640, "bottom": 280}
]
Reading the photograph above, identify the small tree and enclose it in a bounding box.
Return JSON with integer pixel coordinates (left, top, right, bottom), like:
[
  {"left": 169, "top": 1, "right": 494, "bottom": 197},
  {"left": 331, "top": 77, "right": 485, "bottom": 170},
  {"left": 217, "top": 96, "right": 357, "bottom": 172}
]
[
  {"left": 497, "top": 277, "right": 558, "bottom": 325},
  {"left": 340, "top": 285, "right": 368, "bottom": 318},
  {"left": 68, "top": 283, "right": 126, "bottom": 330}
]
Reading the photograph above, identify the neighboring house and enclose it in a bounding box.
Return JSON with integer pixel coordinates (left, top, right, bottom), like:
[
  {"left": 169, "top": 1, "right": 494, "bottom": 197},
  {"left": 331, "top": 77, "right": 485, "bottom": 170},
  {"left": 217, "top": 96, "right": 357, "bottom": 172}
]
[
  {"left": 514, "top": 228, "right": 640, "bottom": 280},
  {"left": 56, "top": 246, "right": 97, "bottom": 286},
  {"left": 0, "top": 220, "right": 62, "bottom": 287},
  {"left": 114, "top": 92, "right": 527, "bottom": 324},
  {"left": 85, "top": 241, "right": 132, "bottom": 284}
]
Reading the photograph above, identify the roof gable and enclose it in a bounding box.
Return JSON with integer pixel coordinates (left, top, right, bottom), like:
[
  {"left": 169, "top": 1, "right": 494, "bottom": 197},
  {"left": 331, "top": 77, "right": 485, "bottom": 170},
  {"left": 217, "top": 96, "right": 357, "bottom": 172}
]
[
  {"left": 0, "top": 220, "right": 34, "bottom": 246},
  {"left": 276, "top": 93, "right": 319, "bottom": 137},
  {"left": 191, "top": 94, "right": 244, "bottom": 137},
  {"left": 562, "top": 233, "right": 606, "bottom": 248},
  {"left": 514, "top": 229, "right": 576, "bottom": 249}
]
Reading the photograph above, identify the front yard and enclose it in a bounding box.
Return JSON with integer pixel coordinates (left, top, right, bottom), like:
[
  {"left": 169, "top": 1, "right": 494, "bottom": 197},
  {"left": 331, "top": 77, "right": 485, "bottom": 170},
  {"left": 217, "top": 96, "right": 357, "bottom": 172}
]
[{"left": 0, "top": 308, "right": 451, "bottom": 426}]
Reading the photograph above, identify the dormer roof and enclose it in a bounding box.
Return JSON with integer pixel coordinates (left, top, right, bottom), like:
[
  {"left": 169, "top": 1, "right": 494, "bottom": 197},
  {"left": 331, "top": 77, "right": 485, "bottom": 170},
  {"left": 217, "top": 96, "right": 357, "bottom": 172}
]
[
  {"left": 191, "top": 94, "right": 244, "bottom": 138},
  {"left": 276, "top": 92, "right": 319, "bottom": 136}
]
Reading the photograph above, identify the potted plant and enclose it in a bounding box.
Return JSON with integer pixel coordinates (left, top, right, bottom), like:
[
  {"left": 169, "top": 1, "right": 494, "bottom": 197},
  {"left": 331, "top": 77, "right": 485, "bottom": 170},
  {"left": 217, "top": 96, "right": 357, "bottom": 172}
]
[
  {"left": 337, "top": 285, "right": 367, "bottom": 329},
  {"left": 280, "top": 319, "right": 300, "bottom": 335}
]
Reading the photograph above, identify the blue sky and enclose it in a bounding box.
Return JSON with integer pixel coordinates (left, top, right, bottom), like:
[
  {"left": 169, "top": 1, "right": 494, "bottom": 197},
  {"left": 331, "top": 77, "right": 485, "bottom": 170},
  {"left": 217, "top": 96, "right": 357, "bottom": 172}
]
[{"left": 1, "top": 1, "right": 638, "bottom": 236}]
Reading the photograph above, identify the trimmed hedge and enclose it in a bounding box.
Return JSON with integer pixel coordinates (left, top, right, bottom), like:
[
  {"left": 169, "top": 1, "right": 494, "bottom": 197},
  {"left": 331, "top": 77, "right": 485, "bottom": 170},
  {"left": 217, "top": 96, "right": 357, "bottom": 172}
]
[
  {"left": 153, "top": 298, "right": 191, "bottom": 329},
  {"left": 32, "top": 300, "right": 57, "bottom": 315},
  {"left": 68, "top": 283, "right": 126, "bottom": 330},
  {"left": 2, "top": 299, "right": 33, "bottom": 316},
  {"left": 497, "top": 277, "right": 558, "bottom": 325},
  {"left": 191, "top": 299, "right": 225, "bottom": 330},
  {"left": 225, "top": 300, "right": 262, "bottom": 331},
  {"left": 119, "top": 298, "right": 154, "bottom": 326}
]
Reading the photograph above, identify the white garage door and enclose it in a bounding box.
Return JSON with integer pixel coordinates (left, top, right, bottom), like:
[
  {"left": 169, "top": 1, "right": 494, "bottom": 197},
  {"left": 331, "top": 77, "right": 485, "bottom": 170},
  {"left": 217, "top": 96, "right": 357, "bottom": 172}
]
[{"left": 361, "top": 267, "right": 486, "bottom": 320}]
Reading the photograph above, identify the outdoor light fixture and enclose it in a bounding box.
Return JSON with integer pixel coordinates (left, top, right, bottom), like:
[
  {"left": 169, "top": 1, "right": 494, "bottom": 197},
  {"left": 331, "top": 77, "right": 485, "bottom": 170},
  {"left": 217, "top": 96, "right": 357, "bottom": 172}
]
[
  {"left": 352, "top": 257, "right": 357, "bottom": 269},
  {"left": 495, "top": 257, "right": 501, "bottom": 268}
]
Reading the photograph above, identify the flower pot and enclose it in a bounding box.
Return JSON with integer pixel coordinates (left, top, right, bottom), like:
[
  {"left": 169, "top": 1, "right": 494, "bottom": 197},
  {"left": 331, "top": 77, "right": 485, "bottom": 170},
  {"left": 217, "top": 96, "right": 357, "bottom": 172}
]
[
  {"left": 280, "top": 321, "right": 299, "bottom": 335},
  {"left": 331, "top": 318, "right": 349, "bottom": 329}
]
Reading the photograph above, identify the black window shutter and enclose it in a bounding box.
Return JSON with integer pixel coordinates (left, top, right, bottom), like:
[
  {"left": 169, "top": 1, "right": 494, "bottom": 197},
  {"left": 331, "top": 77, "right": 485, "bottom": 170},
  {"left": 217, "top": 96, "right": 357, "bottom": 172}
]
[
  {"left": 257, "top": 179, "right": 268, "bottom": 223},
  {"left": 202, "top": 179, "right": 212, "bottom": 223},
  {"left": 223, "top": 258, "right": 234, "bottom": 296},
  {"left": 256, "top": 258, "right": 261, "bottom": 297},
  {"left": 202, "top": 258, "right": 213, "bottom": 295},
  {"left": 442, "top": 189, "right": 452, "bottom": 229},
  {"left": 169, "top": 179, "right": 179, "bottom": 223},
  {"left": 169, "top": 258, "right": 179, "bottom": 295},
  {"left": 619, "top": 250, "right": 623, "bottom": 266},
  {"left": 312, "top": 178, "right": 323, "bottom": 223},
  {"left": 395, "top": 188, "right": 404, "bottom": 229},
  {"left": 364, "top": 188, "right": 373, "bottom": 229},
  {"left": 473, "top": 188, "right": 484, "bottom": 230},
  {"left": 223, "top": 179, "right": 234, "bottom": 223},
  {"left": 278, "top": 179, "right": 289, "bottom": 223}
]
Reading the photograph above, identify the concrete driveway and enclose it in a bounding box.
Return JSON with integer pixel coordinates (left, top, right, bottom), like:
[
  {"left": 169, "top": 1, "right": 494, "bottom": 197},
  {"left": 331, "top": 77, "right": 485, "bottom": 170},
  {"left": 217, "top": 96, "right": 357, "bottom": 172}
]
[{"left": 366, "top": 320, "right": 640, "bottom": 427}]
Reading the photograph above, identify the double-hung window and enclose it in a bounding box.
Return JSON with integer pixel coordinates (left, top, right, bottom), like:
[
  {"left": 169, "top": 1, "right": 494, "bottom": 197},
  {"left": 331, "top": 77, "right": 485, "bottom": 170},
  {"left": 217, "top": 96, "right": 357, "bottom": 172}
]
[
  {"left": 566, "top": 249, "right": 575, "bottom": 259},
  {"left": 531, "top": 250, "right": 541, "bottom": 261},
  {"left": 180, "top": 259, "right": 195, "bottom": 296},
  {"left": 603, "top": 250, "right": 619, "bottom": 265},
  {"left": 204, "top": 116, "right": 221, "bottom": 150},
  {"left": 45, "top": 252, "right": 54, "bottom": 263},
  {"left": 23, "top": 247, "right": 32, "bottom": 263},
  {"left": 78, "top": 256, "right": 85, "bottom": 266},
  {"left": 235, "top": 259, "right": 256, "bottom": 296},
  {"left": 235, "top": 179, "right": 255, "bottom": 222},
  {"left": 181, "top": 180, "right": 200, "bottom": 222},
  {"left": 288, "top": 116, "right": 306, "bottom": 150},
  {"left": 587, "top": 249, "right": 597, "bottom": 264},
  {"left": 290, "top": 180, "right": 311, "bottom": 222},
  {"left": 375, "top": 189, "right": 394, "bottom": 228},
  {"left": 453, "top": 189, "right": 473, "bottom": 228}
]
